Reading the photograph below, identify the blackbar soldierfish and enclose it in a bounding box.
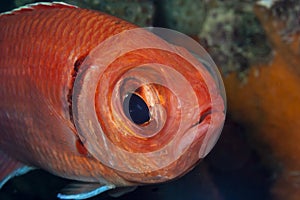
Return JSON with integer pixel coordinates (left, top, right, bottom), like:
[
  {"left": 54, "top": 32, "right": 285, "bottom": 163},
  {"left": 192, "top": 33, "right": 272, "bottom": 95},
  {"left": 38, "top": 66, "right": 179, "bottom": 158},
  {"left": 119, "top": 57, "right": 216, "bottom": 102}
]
[{"left": 0, "top": 2, "right": 226, "bottom": 199}]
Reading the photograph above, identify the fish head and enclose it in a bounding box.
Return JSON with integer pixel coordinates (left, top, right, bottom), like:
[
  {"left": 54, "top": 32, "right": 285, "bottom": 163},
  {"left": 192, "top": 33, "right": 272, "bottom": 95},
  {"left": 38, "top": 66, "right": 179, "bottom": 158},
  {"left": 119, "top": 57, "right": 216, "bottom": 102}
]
[{"left": 71, "top": 27, "right": 226, "bottom": 184}]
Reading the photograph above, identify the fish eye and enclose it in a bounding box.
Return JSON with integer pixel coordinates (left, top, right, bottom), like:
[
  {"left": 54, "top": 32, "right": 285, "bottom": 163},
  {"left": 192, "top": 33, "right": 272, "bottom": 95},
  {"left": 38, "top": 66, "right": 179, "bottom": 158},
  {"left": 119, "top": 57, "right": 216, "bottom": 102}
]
[{"left": 123, "top": 93, "right": 150, "bottom": 125}]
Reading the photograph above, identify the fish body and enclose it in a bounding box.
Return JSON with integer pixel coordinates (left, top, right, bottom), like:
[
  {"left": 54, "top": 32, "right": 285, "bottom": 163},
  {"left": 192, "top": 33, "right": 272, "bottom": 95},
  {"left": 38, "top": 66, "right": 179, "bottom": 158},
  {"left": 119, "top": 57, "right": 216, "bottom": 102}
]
[
  {"left": 0, "top": 2, "right": 135, "bottom": 186},
  {"left": 0, "top": 2, "right": 226, "bottom": 199}
]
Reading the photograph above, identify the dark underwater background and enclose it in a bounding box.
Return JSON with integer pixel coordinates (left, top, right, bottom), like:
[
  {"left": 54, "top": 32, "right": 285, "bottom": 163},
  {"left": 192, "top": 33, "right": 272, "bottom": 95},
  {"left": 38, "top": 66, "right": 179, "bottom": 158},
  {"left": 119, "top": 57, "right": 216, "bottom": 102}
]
[{"left": 1, "top": 0, "right": 299, "bottom": 200}]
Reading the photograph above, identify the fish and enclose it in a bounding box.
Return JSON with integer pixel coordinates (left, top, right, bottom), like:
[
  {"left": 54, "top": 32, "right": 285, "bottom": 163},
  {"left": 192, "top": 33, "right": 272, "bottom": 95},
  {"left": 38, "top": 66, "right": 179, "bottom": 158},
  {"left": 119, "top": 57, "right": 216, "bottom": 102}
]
[{"left": 0, "top": 2, "right": 226, "bottom": 199}]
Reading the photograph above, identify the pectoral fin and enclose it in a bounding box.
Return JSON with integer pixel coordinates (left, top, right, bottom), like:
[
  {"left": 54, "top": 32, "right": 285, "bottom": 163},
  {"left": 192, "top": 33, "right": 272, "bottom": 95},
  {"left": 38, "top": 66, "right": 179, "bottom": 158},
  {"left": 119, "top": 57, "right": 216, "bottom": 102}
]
[
  {"left": 0, "top": 151, "right": 34, "bottom": 188},
  {"left": 57, "top": 182, "right": 116, "bottom": 200}
]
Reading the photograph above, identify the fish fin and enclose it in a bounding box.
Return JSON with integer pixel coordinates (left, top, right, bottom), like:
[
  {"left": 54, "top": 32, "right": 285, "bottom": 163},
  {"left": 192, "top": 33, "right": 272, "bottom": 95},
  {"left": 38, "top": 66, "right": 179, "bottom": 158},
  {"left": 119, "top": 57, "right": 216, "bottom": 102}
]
[
  {"left": 0, "top": 151, "right": 34, "bottom": 188},
  {"left": 57, "top": 182, "right": 116, "bottom": 200},
  {"left": 0, "top": 2, "right": 77, "bottom": 16},
  {"left": 108, "top": 186, "right": 138, "bottom": 198}
]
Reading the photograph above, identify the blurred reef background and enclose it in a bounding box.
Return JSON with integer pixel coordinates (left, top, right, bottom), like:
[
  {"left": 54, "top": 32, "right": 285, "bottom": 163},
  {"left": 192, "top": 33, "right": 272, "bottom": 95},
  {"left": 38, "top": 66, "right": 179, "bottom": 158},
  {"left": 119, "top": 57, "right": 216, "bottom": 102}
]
[{"left": 0, "top": 0, "right": 300, "bottom": 200}]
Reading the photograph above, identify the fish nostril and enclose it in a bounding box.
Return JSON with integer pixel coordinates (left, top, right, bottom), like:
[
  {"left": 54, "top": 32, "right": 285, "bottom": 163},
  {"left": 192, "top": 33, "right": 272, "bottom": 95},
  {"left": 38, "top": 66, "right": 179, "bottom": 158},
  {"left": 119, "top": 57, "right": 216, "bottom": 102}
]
[{"left": 123, "top": 93, "right": 150, "bottom": 125}]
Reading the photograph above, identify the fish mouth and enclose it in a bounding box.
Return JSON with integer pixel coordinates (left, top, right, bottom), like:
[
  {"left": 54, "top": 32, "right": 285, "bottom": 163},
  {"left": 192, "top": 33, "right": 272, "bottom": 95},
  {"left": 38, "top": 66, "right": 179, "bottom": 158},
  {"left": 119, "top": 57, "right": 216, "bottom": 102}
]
[{"left": 194, "top": 109, "right": 211, "bottom": 127}]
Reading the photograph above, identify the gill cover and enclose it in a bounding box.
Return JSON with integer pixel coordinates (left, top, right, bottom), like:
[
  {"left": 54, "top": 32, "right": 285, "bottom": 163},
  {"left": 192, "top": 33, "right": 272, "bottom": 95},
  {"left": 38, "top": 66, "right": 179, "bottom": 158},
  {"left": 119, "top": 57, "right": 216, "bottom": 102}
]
[{"left": 72, "top": 27, "right": 226, "bottom": 175}]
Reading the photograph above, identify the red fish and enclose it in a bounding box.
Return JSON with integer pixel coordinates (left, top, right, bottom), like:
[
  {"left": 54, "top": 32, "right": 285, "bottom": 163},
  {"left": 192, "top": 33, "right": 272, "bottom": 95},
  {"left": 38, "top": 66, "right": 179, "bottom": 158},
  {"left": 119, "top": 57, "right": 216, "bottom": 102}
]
[{"left": 0, "top": 2, "right": 226, "bottom": 199}]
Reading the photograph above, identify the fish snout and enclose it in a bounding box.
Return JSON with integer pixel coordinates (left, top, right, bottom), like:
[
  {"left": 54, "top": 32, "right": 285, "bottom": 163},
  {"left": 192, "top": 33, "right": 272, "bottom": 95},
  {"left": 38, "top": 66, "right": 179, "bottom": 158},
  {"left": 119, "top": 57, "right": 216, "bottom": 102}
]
[{"left": 71, "top": 28, "right": 226, "bottom": 182}]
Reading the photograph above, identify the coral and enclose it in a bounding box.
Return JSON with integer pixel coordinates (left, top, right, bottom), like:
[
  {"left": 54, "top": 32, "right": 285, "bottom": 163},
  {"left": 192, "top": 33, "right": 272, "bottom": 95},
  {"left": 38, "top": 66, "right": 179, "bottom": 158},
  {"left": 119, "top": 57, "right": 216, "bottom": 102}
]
[{"left": 224, "top": 2, "right": 300, "bottom": 200}]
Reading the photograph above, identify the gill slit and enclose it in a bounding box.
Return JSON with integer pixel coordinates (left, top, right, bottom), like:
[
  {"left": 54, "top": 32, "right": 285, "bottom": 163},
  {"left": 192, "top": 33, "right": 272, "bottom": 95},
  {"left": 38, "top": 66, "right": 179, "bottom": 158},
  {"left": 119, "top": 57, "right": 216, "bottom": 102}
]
[
  {"left": 67, "top": 55, "right": 88, "bottom": 125},
  {"left": 67, "top": 55, "right": 92, "bottom": 156}
]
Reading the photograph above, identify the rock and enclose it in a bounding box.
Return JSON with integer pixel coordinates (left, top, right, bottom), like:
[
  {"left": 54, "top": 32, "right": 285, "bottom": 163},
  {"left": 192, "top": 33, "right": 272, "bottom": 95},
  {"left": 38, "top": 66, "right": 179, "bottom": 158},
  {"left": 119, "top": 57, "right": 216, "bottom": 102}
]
[{"left": 155, "top": 0, "right": 207, "bottom": 35}]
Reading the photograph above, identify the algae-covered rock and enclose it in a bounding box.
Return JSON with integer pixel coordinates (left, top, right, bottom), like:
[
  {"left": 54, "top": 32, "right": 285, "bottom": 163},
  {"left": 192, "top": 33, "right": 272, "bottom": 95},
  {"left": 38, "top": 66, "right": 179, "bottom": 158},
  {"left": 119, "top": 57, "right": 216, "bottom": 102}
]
[
  {"left": 155, "top": 0, "right": 207, "bottom": 35},
  {"left": 64, "top": 0, "right": 154, "bottom": 27},
  {"left": 199, "top": 1, "right": 273, "bottom": 77},
  {"left": 14, "top": 0, "right": 34, "bottom": 7},
  {"left": 14, "top": 0, "right": 155, "bottom": 27}
]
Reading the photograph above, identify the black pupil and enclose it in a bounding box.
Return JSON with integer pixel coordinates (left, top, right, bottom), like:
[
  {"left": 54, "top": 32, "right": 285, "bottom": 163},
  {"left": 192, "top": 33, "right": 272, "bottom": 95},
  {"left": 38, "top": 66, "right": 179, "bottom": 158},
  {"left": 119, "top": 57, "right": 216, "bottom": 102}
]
[{"left": 123, "top": 93, "right": 150, "bottom": 125}]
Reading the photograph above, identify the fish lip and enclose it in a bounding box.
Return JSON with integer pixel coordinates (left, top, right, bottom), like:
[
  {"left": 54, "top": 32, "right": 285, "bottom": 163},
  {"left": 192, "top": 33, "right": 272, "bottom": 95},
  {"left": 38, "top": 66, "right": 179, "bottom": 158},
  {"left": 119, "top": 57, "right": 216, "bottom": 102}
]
[{"left": 192, "top": 109, "right": 212, "bottom": 128}]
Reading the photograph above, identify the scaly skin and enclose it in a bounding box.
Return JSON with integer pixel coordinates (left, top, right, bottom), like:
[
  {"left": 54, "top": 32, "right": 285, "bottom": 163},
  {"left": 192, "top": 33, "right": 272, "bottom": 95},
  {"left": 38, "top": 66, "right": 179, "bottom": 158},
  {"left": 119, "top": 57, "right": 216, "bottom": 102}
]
[
  {"left": 0, "top": 3, "right": 225, "bottom": 189},
  {"left": 0, "top": 4, "right": 135, "bottom": 186}
]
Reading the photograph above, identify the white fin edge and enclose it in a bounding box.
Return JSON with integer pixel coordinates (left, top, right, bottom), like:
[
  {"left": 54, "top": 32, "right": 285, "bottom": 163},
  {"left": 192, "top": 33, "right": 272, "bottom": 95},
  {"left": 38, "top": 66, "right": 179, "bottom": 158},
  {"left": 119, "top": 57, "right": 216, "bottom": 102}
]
[
  {"left": 0, "top": 2, "right": 77, "bottom": 16},
  {"left": 57, "top": 184, "right": 115, "bottom": 200},
  {"left": 0, "top": 166, "right": 35, "bottom": 188}
]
